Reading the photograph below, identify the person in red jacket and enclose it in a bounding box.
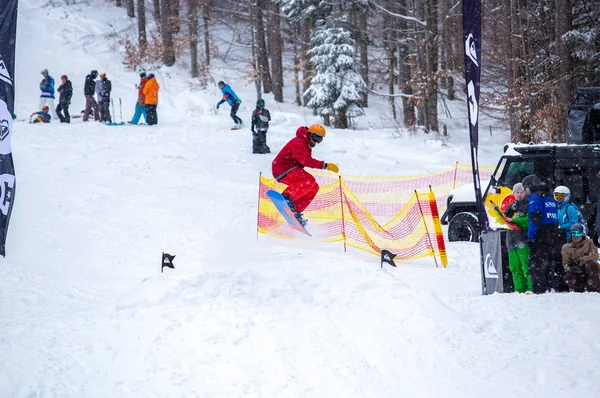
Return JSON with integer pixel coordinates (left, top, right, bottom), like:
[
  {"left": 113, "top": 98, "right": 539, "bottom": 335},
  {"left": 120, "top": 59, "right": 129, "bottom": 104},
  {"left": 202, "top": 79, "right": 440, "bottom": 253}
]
[{"left": 272, "top": 124, "right": 339, "bottom": 226}]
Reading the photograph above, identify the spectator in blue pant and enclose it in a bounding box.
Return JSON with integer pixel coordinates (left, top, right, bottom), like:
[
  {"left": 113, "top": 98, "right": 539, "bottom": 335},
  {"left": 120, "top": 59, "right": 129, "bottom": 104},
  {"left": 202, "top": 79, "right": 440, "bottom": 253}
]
[{"left": 130, "top": 67, "right": 148, "bottom": 125}]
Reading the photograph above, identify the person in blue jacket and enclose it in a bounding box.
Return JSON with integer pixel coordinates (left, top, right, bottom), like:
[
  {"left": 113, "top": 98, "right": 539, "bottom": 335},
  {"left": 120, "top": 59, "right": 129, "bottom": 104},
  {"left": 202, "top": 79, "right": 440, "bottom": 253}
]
[
  {"left": 39, "top": 69, "right": 58, "bottom": 120},
  {"left": 522, "top": 174, "right": 564, "bottom": 293},
  {"left": 216, "top": 81, "right": 243, "bottom": 129},
  {"left": 554, "top": 185, "right": 584, "bottom": 242}
]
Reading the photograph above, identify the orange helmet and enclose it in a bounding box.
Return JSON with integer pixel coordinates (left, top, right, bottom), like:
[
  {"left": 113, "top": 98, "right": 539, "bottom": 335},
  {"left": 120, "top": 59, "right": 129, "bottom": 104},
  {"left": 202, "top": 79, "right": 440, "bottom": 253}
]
[{"left": 308, "top": 124, "right": 326, "bottom": 137}]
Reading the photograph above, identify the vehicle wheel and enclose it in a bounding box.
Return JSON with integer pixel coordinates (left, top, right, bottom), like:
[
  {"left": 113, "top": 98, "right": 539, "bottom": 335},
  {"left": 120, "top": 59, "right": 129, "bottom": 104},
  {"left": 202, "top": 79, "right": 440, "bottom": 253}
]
[{"left": 448, "top": 212, "right": 479, "bottom": 242}]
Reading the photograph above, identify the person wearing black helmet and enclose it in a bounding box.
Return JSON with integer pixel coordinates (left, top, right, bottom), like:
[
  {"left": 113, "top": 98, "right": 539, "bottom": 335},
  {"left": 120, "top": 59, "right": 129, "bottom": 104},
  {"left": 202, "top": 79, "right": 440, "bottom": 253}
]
[
  {"left": 250, "top": 99, "right": 271, "bottom": 154},
  {"left": 216, "top": 81, "right": 242, "bottom": 129},
  {"left": 521, "top": 174, "right": 563, "bottom": 293},
  {"left": 561, "top": 223, "right": 600, "bottom": 292}
]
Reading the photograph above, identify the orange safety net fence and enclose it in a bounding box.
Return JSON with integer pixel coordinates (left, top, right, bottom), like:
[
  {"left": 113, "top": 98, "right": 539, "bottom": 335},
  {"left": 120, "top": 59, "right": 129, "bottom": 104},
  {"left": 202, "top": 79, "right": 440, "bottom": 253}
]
[{"left": 257, "top": 163, "right": 493, "bottom": 265}]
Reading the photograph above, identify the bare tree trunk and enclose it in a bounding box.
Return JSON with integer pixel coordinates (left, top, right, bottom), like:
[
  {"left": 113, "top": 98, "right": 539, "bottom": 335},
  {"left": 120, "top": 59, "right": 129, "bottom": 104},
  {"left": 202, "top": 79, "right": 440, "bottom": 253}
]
[
  {"left": 400, "top": 0, "right": 416, "bottom": 128},
  {"left": 357, "top": 12, "right": 369, "bottom": 107},
  {"left": 137, "top": 0, "right": 147, "bottom": 56},
  {"left": 424, "top": 0, "right": 439, "bottom": 133},
  {"left": 301, "top": 19, "right": 312, "bottom": 107},
  {"left": 383, "top": 2, "right": 397, "bottom": 120},
  {"left": 188, "top": 0, "right": 199, "bottom": 77},
  {"left": 161, "top": 0, "right": 176, "bottom": 66},
  {"left": 292, "top": 22, "right": 302, "bottom": 106},
  {"left": 505, "top": 0, "right": 517, "bottom": 141},
  {"left": 254, "top": 0, "right": 272, "bottom": 93},
  {"left": 555, "top": 0, "right": 573, "bottom": 142},
  {"left": 126, "top": 0, "right": 135, "bottom": 17},
  {"left": 153, "top": 0, "right": 161, "bottom": 30},
  {"left": 250, "top": 5, "right": 262, "bottom": 99},
  {"left": 267, "top": 1, "right": 284, "bottom": 102},
  {"left": 202, "top": 2, "right": 210, "bottom": 65},
  {"left": 170, "top": 0, "right": 181, "bottom": 33}
]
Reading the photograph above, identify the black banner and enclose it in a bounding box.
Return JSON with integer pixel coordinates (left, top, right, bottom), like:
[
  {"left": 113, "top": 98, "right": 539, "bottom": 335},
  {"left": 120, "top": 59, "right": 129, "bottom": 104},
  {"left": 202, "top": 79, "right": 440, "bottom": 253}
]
[
  {"left": 462, "top": 0, "right": 488, "bottom": 234},
  {"left": 0, "top": 0, "right": 18, "bottom": 257}
]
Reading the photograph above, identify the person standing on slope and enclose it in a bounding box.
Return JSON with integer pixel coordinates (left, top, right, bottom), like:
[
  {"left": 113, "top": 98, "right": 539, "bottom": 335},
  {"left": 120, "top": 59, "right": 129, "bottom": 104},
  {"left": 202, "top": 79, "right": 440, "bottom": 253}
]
[
  {"left": 83, "top": 70, "right": 100, "bottom": 122},
  {"left": 505, "top": 183, "right": 533, "bottom": 293},
  {"left": 251, "top": 99, "right": 271, "bottom": 154},
  {"left": 522, "top": 175, "right": 562, "bottom": 293},
  {"left": 130, "top": 67, "right": 148, "bottom": 125},
  {"left": 56, "top": 75, "right": 73, "bottom": 123},
  {"left": 271, "top": 124, "right": 339, "bottom": 226},
  {"left": 39, "top": 69, "right": 58, "bottom": 120},
  {"left": 216, "top": 81, "right": 242, "bottom": 129},
  {"left": 98, "top": 73, "right": 112, "bottom": 123},
  {"left": 143, "top": 73, "right": 159, "bottom": 125}
]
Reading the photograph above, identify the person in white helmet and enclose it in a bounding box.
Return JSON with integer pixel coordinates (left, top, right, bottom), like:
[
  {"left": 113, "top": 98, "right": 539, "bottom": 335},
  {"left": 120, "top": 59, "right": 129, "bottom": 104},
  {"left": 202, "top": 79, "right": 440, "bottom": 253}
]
[{"left": 554, "top": 185, "right": 587, "bottom": 242}]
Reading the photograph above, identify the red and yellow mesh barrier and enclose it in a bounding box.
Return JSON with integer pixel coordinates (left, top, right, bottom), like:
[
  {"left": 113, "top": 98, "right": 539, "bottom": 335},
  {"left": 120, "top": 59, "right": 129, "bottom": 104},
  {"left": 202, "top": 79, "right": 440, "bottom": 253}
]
[{"left": 257, "top": 163, "right": 492, "bottom": 266}]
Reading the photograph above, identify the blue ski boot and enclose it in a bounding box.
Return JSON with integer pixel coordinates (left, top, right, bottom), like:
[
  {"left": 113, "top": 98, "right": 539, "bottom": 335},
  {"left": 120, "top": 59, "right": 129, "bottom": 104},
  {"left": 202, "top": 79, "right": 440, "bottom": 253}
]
[
  {"left": 282, "top": 194, "right": 295, "bottom": 211},
  {"left": 294, "top": 212, "right": 308, "bottom": 227}
]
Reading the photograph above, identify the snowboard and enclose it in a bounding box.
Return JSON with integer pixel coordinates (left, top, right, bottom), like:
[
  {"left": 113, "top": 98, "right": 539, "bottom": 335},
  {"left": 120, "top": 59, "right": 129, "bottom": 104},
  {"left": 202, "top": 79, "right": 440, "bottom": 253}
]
[
  {"left": 266, "top": 190, "right": 311, "bottom": 236},
  {"left": 231, "top": 127, "right": 241, "bottom": 130},
  {"left": 489, "top": 200, "right": 520, "bottom": 231}
]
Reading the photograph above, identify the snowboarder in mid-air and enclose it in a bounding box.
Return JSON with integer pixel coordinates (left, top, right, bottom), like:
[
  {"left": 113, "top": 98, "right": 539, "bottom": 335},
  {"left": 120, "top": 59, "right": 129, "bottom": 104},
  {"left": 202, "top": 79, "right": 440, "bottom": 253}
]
[
  {"left": 216, "top": 81, "right": 242, "bottom": 129},
  {"left": 271, "top": 124, "right": 339, "bottom": 226},
  {"left": 251, "top": 99, "right": 271, "bottom": 154}
]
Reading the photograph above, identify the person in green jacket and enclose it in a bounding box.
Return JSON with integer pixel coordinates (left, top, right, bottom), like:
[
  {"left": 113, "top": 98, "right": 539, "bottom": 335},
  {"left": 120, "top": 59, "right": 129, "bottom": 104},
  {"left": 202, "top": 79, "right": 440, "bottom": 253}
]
[{"left": 505, "top": 183, "right": 533, "bottom": 293}]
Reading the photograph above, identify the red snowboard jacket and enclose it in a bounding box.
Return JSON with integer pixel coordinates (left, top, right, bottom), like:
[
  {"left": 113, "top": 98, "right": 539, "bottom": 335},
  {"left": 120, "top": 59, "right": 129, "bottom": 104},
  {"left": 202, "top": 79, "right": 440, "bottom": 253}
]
[{"left": 272, "top": 126, "right": 325, "bottom": 181}]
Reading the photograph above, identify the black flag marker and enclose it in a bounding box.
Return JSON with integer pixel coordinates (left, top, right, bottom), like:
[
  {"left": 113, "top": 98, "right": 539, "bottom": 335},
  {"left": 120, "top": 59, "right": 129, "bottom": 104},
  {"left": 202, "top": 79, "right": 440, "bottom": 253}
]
[
  {"left": 381, "top": 250, "right": 397, "bottom": 268},
  {"left": 162, "top": 252, "right": 175, "bottom": 272}
]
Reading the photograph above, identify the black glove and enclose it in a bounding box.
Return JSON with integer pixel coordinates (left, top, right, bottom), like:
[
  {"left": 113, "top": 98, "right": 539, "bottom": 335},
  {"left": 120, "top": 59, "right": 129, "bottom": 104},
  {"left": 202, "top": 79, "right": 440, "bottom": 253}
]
[{"left": 568, "top": 260, "right": 583, "bottom": 273}]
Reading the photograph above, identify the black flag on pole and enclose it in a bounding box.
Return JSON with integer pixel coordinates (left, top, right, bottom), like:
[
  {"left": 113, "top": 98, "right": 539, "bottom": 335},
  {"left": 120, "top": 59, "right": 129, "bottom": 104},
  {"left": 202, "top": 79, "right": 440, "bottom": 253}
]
[
  {"left": 0, "top": 0, "right": 18, "bottom": 257},
  {"left": 162, "top": 252, "right": 175, "bottom": 272},
  {"left": 381, "top": 250, "right": 397, "bottom": 268},
  {"left": 462, "top": 0, "right": 488, "bottom": 233}
]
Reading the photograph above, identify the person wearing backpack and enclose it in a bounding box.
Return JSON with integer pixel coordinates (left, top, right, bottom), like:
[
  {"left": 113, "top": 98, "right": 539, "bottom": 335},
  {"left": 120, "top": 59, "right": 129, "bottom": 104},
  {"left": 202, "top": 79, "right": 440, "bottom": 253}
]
[{"left": 554, "top": 186, "right": 587, "bottom": 242}]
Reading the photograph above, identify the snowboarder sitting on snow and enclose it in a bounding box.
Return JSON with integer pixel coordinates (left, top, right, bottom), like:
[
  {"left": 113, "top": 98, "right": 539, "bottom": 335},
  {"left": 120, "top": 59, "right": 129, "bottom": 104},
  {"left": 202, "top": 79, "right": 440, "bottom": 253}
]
[
  {"left": 251, "top": 99, "right": 271, "bottom": 154},
  {"left": 30, "top": 105, "right": 51, "bottom": 123},
  {"left": 216, "top": 81, "right": 243, "bottom": 129},
  {"left": 561, "top": 223, "right": 600, "bottom": 293},
  {"left": 271, "top": 124, "right": 339, "bottom": 226},
  {"left": 504, "top": 183, "right": 533, "bottom": 293}
]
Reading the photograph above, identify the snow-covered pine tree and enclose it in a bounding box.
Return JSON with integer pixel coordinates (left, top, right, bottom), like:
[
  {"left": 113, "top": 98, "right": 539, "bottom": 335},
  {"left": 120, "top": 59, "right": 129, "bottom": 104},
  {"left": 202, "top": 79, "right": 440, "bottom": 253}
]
[{"left": 305, "top": 22, "right": 367, "bottom": 129}]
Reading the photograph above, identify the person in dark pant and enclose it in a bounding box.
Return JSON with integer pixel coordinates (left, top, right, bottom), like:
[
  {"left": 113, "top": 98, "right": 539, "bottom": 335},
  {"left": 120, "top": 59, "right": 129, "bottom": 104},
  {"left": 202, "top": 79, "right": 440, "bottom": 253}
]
[
  {"left": 98, "top": 73, "right": 112, "bottom": 123},
  {"left": 217, "top": 81, "right": 242, "bottom": 129},
  {"left": 143, "top": 73, "right": 159, "bottom": 125},
  {"left": 522, "top": 175, "right": 561, "bottom": 293},
  {"left": 251, "top": 99, "right": 271, "bottom": 154},
  {"left": 83, "top": 70, "right": 99, "bottom": 121},
  {"left": 561, "top": 223, "right": 600, "bottom": 292},
  {"left": 56, "top": 75, "right": 73, "bottom": 123}
]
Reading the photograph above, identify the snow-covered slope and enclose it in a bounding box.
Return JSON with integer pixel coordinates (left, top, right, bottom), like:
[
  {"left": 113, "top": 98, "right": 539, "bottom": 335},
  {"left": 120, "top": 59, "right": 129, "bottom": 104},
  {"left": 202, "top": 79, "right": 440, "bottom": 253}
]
[{"left": 1, "top": 1, "right": 600, "bottom": 397}]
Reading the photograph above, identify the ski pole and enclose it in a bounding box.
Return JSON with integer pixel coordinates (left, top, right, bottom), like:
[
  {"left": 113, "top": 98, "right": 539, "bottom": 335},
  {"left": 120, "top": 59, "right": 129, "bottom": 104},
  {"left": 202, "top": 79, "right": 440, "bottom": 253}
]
[
  {"left": 111, "top": 98, "right": 116, "bottom": 123},
  {"left": 119, "top": 98, "right": 123, "bottom": 124}
]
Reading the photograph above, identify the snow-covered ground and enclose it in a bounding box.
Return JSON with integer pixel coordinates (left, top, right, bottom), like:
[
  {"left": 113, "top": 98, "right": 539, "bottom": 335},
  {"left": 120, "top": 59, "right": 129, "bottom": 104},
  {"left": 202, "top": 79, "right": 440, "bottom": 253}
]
[{"left": 1, "top": 1, "right": 600, "bottom": 397}]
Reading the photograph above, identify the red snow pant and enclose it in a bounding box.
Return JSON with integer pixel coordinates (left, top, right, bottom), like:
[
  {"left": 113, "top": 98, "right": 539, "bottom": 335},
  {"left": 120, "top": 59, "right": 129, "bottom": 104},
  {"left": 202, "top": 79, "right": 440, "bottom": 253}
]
[{"left": 279, "top": 168, "right": 319, "bottom": 213}]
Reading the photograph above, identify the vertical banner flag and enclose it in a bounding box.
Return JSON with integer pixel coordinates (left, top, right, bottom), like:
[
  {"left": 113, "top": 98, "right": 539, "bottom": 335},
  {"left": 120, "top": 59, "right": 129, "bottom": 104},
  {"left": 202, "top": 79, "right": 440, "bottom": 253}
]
[
  {"left": 0, "top": 0, "right": 18, "bottom": 257},
  {"left": 463, "top": 0, "right": 487, "bottom": 233}
]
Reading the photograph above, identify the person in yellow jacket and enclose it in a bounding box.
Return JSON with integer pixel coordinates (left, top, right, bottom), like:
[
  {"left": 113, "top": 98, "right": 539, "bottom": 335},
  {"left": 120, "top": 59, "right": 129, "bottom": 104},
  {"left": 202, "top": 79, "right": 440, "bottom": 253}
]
[{"left": 142, "top": 73, "right": 159, "bottom": 125}]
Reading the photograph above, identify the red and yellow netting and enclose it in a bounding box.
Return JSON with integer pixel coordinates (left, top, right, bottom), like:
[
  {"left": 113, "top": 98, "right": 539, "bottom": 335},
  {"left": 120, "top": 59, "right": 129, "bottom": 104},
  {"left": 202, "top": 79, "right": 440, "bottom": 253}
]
[{"left": 257, "top": 163, "right": 493, "bottom": 266}]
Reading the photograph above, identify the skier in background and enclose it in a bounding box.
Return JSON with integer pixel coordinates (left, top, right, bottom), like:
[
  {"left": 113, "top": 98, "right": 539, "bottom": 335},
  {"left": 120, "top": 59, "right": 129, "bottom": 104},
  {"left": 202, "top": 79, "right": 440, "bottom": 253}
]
[
  {"left": 39, "top": 69, "right": 58, "bottom": 120},
  {"left": 83, "top": 70, "right": 100, "bottom": 122},
  {"left": 250, "top": 99, "right": 271, "bottom": 154},
  {"left": 143, "top": 73, "right": 159, "bottom": 125},
  {"left": 129, "top": 67, "right": 148, "bottom": 125},
  {"left": 30, "top": 105, "right": 51, "bottom": 123},
  {"left": 216, "top": 81, "right": 242, "bottom": 129},
  {"left": 98, "top": 73, "right": 112, "bottom": 123},
  {"left": 271, "top": 124, "right": 339, "bottom": 226},
  {"left": 56, "top": 75, "right": 73, "bottom": 123}
]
